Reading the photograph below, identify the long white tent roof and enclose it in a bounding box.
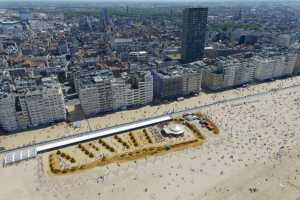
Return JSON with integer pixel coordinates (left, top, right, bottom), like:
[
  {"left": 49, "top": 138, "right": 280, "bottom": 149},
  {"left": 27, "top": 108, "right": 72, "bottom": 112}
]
[
  {"left": 3, "top": 115, "right": 172, "bottom": 166},
  {"left": 36, "top": 115, "right": 172, "bottom": 152}
]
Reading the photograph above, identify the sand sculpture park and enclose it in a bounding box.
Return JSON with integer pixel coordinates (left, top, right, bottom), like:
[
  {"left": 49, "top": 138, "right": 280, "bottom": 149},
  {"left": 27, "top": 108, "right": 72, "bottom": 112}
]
[{"left": 47, "top": 112, "right": 219, "bottom": 175}]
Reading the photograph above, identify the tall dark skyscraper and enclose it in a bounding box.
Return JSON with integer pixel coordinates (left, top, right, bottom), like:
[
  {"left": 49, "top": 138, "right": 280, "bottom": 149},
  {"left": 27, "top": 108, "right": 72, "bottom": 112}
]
[
  {"left": 101, "top": 8, "right": 109, "bottom": 31},
  {"left": 182, "top": 8, "right": 208, "bottom": 63}
]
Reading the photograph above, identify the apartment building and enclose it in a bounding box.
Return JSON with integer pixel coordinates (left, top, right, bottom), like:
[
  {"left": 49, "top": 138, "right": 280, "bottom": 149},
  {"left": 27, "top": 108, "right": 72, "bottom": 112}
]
[
  {"left": 0, "top": 76, "right": 66, "bottom": 132},
  {"left": 254, "top": 57, "right": 275, "bottom": 81},
  {"left": 199, "top": 51, "right": 297, "bottom": 91},
  {"left": 254, "top": 53, "right": 297, "bottom": 81},
  {"left": 79, "top": 70, "right": 114, "bottom": 116},
  {"left": 79, "top": 70, "right": 153, "bottom": 116},
  {"left": 202, "top": 69, "right": 224, "bottom": 91},
  {"left": 152, "top": 65, "right": 202, "bottom": 100},
  {"left": 285, "top": 53, "right": 298, "bottom": 76},
  {"left": 124, "top": 71, "right": 153, "bottom": 107},
  {"left": 0, "top": 93, "right": 19, "bottom": 131},
  {"left": 293, "top": 54, "right": 300, "bottom": 74},
  {"left": 223, "top": 65, "right": 238, "bottom": 88},
  {"left": 182, "top": 7, "right": 208, "bottom": 63},
  {"left": 234, "top": 63, "right": 256, "bottom": 86}
]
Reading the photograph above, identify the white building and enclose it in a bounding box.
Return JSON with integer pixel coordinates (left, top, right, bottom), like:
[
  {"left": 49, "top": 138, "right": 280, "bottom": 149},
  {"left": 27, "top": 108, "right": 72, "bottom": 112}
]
[
  {"left": 272, "top": 56, "right": 285, "bottom": 78},
  {"left": 0, "top": 93, "right": 19, "bottom": 131},
  {"left": 284, "top": 53, "right": 297, "bottom": 76},
  {"left": 223, "top": 65, "right": 238, "bottom": 88},
  {"left": 111, "top": 78, "right": 127, "bottom": 110},
  {"left": 124, "top": 71, "right": 153, "bottom": 107},
  {"left": 152, "top": 65, "right": 202, "bottom": 99},
  {"left": 79, "top": 72, "right": 113, "bottom": 116},
  {"left": 129, "top": 51, "right": 148, "bottom": 62},
  {"left": 200, "top": 52, "right": 297, "bottom": 91},
  {"left": 234, "top": 63, "right": 256, "bottom": 86},
  {"left": 276, "top": 34, "right": 292, "bottom": 48},
  {"left": 254, "top": 57, "right": 276, "bottom": 81},
  {"left": 293, "top": 54, "right": 300, "bottom": 74},
  {"left": 79, "top": 70, "right": 153, "bottom": 116},
  {"left": 112, "top": 38, "right": 134, "bottom": 52},
  {"left": 0, "top": 76, "right": 66, "bottom": 132},
  {"left": 254, "top": 54, "right": 296, "bottom": 81}
]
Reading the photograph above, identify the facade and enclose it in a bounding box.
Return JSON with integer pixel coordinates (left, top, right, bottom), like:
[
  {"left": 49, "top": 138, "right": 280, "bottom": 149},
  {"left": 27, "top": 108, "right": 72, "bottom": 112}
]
[
  {"left": 0, "top": 93, "right": 19, "bottom": 131},
  {"left": 129, "top": 51, "right": 148, "bottom": 62},
  {"left": 254, "top": 54, "right": 296, "bottom": 81},
  {"left": 234, "top": 63, "right": 256, "bottom": 86},
  {"left": 293, "top": 54, "right": 300, "bottom": 74},
  {"left": 199, "top": 52, "right": 297, "bottom": 91},
  {"left": 101, "top": 8, "right": 109, "bottom": 31},
  {"left": 0, "top": 76, "right": 66, "bottom": 132},
  {"left": 79, "top": 71, "right": 114, "bottom": 115},
  {"left": 112, "top": 38, "right": 134, "bottom": 52},
  {"left": 152, "top": 65, "right": 202, "bottom": 100},
  {"left": 182, "top": 7, "right": 208, "bottom": 63},
  {"left": 254, "top": 57, "right": 275, "bottom": 81},
  {"left": 124, "top": 72, "right": 153, "bottom": 107},
  {"left": 223, "top": 65, "right": 238, "bottom": 88},
  {"left": 272, "top": 56, "right": 286, "bottom": 78},
  {"left": 79, "top": 70, "right": 153, "bottom": 116},
  {"left": 201, "top": 70, "right": 224, "bottom": 91},
  {"left": 276, "top": 34, "right": 292, "bottom": 48},
  {"left": 285, "top": 53, "right": 298, "bottom": 76}
]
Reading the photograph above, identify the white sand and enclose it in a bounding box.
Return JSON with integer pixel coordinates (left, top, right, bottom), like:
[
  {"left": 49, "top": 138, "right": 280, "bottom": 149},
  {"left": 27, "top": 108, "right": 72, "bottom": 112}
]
[{"left": 1, "top": 76, "right": 300, "bottom": 200}]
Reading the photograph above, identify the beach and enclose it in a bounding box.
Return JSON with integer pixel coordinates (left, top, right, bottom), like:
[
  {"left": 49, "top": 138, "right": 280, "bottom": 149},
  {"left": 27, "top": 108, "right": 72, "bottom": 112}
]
[
  {"left": 1, "top": 76, "right": 300, "bottom": 149},
  {"left": 0, "top": 76, "right": 300, "bottom": 200}
]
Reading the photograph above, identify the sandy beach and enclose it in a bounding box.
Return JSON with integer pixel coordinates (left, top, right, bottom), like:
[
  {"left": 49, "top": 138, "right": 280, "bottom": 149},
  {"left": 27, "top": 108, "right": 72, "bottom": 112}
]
[
  {"left": 1, "top": 76, "right": 300, "bottom": 150},
  {"left": 1, "top": 76, "right": 300, "bottom": 200}
]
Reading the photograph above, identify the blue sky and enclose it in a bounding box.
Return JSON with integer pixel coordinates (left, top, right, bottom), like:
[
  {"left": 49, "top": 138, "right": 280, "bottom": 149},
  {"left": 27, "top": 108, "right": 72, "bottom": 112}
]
[{"left": 0, "top": 0, "right": 289, "bottom": 1}]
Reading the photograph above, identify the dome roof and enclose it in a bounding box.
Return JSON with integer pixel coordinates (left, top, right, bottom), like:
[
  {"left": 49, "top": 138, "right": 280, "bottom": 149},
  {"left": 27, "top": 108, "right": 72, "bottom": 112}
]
[
  {"left": 169, "top": 124, "right": 184, "bottom": 133},
  {"left": 163, "top": 123, "right": 185, "bottom": 136}
]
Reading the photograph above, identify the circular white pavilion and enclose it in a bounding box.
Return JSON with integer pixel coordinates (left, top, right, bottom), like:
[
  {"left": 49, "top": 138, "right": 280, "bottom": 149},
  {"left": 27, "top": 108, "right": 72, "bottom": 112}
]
[{"left": 162, "top": 123, "right": 185, "bottom": 137}]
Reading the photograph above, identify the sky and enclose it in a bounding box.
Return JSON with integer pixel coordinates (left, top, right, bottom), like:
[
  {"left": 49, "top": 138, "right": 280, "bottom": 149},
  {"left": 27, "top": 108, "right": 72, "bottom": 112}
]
[
  {"left": 0, "top": 0, "right": 296, "bottom": 4},
  {"left": 0, "top": 0, "right": 293, "bottom": 1}
]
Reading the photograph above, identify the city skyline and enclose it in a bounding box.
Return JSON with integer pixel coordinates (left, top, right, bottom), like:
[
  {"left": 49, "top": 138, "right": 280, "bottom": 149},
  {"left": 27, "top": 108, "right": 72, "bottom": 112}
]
[
  {"left": 0, "top": 0, "right": 297, "bottom": 2},
  {"left": 1, "top": 2, "right": 300, "bottom": 200}
]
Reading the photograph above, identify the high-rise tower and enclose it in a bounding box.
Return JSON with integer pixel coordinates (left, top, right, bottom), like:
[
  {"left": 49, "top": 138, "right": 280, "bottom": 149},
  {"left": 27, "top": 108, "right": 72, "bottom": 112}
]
[
  {"left": 101, "top": 8, "right": 109, "bottom": 31},
  {"left": 182, "top": 8, "right": 208, "bottom": 63}
]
